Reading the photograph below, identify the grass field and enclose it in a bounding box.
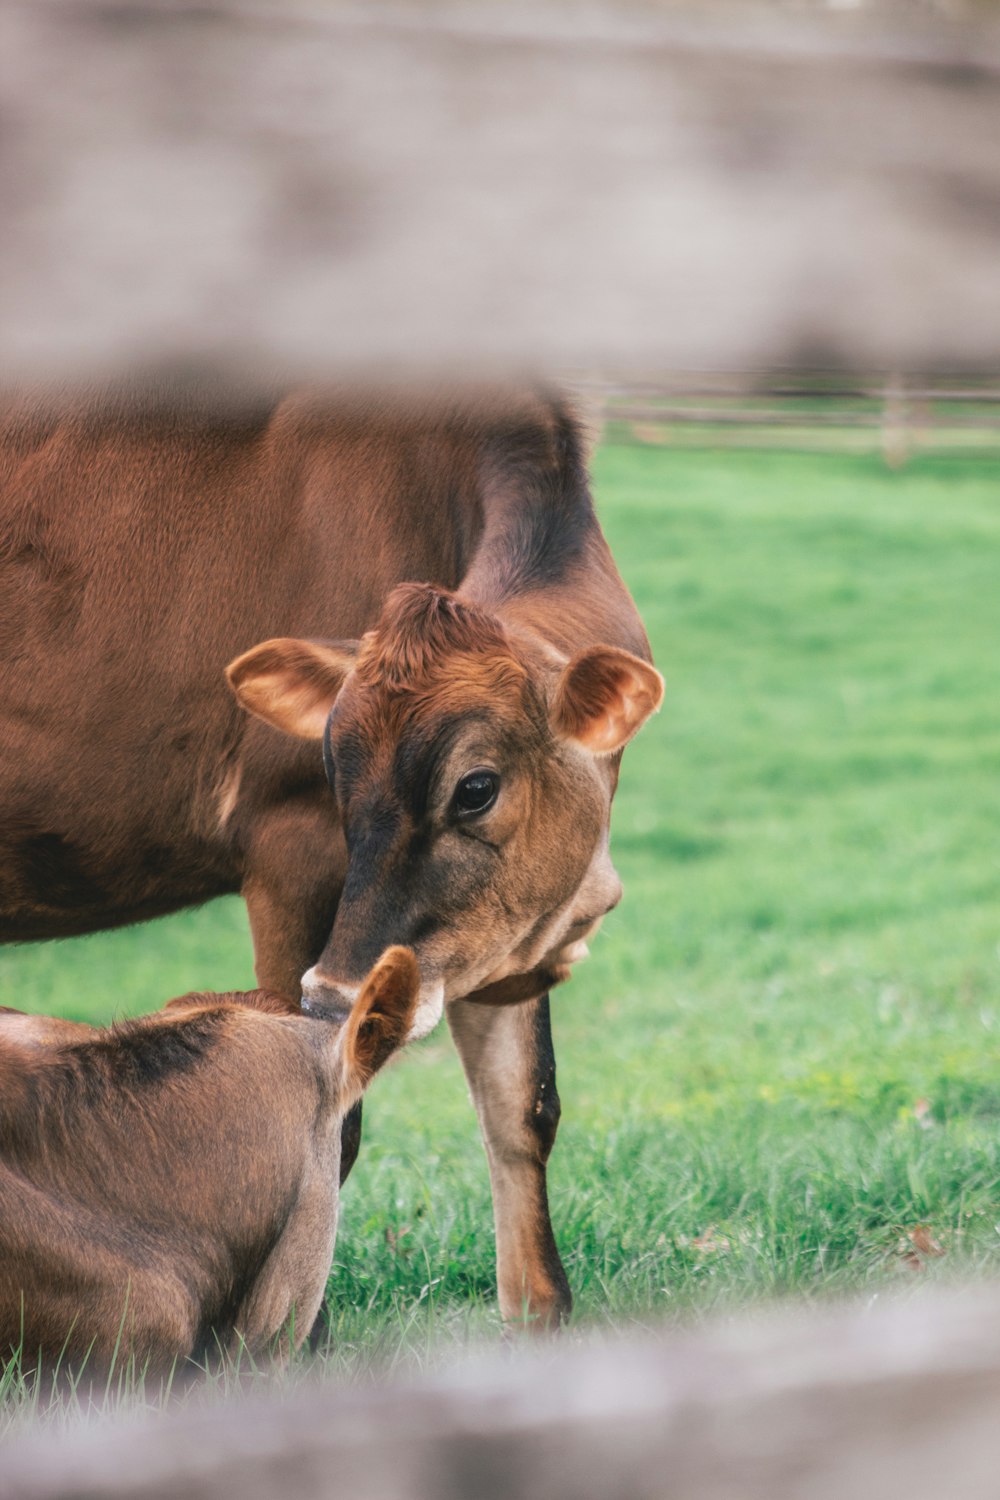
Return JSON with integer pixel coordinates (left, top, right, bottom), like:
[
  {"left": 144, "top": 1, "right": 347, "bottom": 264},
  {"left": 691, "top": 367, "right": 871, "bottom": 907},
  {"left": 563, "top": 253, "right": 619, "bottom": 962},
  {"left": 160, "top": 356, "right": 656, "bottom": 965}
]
[{"left": 2, "top": 437, "right": 999, "bottom": 1401}]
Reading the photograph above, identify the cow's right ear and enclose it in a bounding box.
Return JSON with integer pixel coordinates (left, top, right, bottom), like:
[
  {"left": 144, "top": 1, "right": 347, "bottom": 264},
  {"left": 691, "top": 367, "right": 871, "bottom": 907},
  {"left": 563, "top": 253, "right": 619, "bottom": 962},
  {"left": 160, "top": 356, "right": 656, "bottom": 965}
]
[
  {"left": 552, "top": 645, "right": 664, "bottom": 755},
  {"left": 225, "top": 638, "right": 358, "bottom": 740}
]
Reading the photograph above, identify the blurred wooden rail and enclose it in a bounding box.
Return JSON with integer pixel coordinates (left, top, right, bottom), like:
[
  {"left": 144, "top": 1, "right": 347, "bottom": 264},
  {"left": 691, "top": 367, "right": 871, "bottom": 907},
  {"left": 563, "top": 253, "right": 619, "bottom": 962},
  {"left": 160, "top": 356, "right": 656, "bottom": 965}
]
[
  {"left": 577, "top": 374, "right": 1000, "bottom": 456},
  {"left": 1, "top": 1, "right": 1000, "bottom": 380},
  {"left": 7, "top": 1287, "right": 1000, "bottom": 1500},
  {"left": 608, "top": 406, "right": 1000, "bottom": 428}
]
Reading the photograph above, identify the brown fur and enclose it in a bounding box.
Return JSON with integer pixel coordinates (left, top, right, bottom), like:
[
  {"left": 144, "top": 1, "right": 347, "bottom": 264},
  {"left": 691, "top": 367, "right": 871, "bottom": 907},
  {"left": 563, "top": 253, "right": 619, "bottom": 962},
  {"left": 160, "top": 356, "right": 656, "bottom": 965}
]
[
  {"left": 354, "top": 584, "right": 526, "bottom": 700},
  {"left": 0, "top": 382, "right": 660, "bottom": 1330},
  {"left": 0, "top": 951, "right": 419, "bottom": 1376},
  {"left": 161, "top": 989, "right": 301, "bottom": 1018}
]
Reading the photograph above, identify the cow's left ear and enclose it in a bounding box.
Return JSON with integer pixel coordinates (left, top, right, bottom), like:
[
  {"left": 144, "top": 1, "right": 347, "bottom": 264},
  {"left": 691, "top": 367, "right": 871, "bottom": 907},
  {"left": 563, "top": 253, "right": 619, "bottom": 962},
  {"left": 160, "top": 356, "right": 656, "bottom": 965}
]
[
  {"left": 552, "top": 646, "right": 664, "bottom": 755},
  {"left": 341, "top": 947, "right": 421, "bottom": 1098},
  {"left": 226, "top": 637, "right": 358, "bottom": 740}
]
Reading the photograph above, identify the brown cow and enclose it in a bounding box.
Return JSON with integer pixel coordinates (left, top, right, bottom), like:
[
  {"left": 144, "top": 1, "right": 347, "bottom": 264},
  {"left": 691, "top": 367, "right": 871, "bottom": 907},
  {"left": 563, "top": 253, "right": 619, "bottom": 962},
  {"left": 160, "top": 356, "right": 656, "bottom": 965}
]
[
  {"left": 0, "top": 947, "right": 424, "bottom": 1376},
  {"left": 0, "top": 382, "right": 661, "bottom": 1327}
]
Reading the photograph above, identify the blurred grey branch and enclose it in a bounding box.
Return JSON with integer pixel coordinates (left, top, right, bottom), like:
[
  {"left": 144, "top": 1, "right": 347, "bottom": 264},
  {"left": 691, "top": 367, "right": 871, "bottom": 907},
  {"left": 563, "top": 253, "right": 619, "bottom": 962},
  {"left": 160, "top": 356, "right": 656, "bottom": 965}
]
[{"left": 1, "top": 0, "right": 999, "bottom": 381}]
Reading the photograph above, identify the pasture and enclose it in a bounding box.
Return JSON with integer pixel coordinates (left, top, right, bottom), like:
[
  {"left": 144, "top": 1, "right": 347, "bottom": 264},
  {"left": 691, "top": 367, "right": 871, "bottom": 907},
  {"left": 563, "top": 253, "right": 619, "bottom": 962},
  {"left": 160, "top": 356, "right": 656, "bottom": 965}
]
[{"left": 2, "top": 436, "right": 999, "bottom": 1401}]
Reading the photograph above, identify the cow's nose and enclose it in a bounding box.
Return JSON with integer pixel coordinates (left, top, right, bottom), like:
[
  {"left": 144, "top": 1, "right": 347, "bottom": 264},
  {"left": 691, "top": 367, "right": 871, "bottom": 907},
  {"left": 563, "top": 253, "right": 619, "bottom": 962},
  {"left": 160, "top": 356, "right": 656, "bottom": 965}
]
[{"left": 300, "top": 965, "right": 359, "bottom": 1021}]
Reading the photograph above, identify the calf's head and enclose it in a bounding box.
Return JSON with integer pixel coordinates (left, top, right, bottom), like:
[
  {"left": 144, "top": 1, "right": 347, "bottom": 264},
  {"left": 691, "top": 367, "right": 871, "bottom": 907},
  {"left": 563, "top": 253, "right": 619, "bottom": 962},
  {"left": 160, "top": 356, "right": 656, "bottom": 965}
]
[{"left": 227, "top": 584, "right": 662, "bottom": 1015}]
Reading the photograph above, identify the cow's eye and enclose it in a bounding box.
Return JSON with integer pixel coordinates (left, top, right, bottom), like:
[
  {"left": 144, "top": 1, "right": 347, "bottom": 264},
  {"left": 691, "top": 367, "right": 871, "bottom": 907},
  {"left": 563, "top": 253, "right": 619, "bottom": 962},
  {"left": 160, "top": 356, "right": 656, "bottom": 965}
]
[{"left": 453, "top": 770, "right": 499, "bottom": 816}]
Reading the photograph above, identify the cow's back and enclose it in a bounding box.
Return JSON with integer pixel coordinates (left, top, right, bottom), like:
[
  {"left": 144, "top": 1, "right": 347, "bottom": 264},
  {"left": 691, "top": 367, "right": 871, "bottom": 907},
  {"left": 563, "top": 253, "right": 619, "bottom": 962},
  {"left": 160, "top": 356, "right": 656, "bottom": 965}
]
[{"left": 0, "top": 384, "right": 492, "bottom": 939}]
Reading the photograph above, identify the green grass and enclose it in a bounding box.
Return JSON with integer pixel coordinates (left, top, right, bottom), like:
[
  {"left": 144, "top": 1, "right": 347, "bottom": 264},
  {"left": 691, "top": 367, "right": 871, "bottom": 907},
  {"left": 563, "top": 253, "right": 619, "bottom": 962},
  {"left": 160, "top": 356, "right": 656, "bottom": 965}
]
[{"left": 3, "top": 439, "right": 1000, "bottom": 1411}]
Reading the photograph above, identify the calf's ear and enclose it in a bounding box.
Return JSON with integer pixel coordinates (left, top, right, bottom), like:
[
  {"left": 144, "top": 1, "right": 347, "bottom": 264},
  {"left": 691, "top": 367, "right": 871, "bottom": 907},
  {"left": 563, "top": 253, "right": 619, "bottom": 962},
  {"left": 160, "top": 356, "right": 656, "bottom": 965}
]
[
  {"left": 226, "top": 638, "right": 358, "bottom": 740},
  {"left": 342, "top": 947, "right": 421, "bottom": 1095},
  {"left": 552, "top": 645, "right": 664, "bottom": 755}
]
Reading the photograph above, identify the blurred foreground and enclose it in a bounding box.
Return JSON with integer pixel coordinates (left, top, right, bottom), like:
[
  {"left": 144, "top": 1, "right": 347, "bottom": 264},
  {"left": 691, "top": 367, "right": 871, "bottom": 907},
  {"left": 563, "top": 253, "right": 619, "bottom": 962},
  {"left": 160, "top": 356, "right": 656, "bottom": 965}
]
[{"left": 7, "top": 1284, "right": 1000, "bottom": 1500}]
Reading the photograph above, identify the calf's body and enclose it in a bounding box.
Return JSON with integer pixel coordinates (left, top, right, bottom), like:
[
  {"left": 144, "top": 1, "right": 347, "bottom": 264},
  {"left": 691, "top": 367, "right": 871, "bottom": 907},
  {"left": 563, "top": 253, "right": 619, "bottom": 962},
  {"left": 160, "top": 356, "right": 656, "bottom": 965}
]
[{"left": 0, "top": 952, "right": 421, "bottom": 1374}]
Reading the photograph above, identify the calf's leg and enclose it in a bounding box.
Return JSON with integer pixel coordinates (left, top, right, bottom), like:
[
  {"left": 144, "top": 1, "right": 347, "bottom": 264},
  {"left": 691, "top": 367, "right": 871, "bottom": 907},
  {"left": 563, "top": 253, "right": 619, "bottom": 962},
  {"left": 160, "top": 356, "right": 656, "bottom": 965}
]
[
  {"left": 0, "top": 1178, "right": 198, "bottom": 1377},
  {"left": 447, "top": 993, "right": 571, "bottom": 1328},
  {"left": 230, "top": 1170, "right": 338, "bottom": 1362},
  {"left": 242, "top": 819, "right": 357, "bottom": 1348}
]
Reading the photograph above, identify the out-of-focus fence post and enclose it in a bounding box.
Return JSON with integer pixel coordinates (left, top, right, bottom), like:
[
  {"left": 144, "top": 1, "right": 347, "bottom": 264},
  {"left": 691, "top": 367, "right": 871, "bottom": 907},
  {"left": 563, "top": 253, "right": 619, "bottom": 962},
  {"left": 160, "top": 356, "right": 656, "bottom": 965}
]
[{"left": 881, "top": 373, "right": 910, "bottom": 469}]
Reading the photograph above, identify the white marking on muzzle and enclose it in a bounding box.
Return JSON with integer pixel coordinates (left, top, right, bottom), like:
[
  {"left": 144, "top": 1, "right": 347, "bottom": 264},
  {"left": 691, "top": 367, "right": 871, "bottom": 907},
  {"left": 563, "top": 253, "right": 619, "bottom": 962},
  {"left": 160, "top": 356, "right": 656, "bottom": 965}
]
[
  {"left": 301, "top": 966, "right": 360, "bottom": 1001},
  {"left": 407, "top": 981, "right": 445, "bottom": 1042},
  {"left": 301, "top": 965, "right": 443, "bottom": 1042},
  {"left": 300, "top": 965, "right": 359, "bottom": 1018}
]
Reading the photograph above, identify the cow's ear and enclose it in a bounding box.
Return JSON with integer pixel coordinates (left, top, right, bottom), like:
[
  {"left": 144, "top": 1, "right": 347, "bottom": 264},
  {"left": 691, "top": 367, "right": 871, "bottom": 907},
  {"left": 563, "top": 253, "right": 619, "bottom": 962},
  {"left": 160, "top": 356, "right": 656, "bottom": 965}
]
[
  {"left": 552, "top": 645, "right": 664, "bottom": 755},
  {"left": 341, "top": 947, "right": 421, "bottom": 1097},
  {"left": 226, "top": 638, "right": 358, "bottom": 740}
]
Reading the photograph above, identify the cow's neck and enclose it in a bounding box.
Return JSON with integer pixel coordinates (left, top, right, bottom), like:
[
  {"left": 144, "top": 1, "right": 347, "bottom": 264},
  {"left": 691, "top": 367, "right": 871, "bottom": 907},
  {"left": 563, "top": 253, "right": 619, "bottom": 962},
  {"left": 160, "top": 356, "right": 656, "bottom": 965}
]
[
  {"left": 460, "top": 574, "right": 649, "bottom": 667},
  {"left": 458, "top": 497, "right": 649, "bottom": 663}
]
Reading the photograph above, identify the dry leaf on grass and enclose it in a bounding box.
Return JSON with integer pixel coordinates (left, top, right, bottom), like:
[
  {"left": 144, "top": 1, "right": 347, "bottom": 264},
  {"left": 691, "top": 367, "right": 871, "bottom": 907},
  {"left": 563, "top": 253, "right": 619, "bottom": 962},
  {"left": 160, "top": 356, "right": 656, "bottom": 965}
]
[
  {"left": 385, "top": 1226, "right": 411, "bottom": 1251},
  {"left": 907, "top": 1225, "right": 945, "bottom": 1257},
  {"left": 897, "top": 1224, "right": 945, "bottom": 1271}
]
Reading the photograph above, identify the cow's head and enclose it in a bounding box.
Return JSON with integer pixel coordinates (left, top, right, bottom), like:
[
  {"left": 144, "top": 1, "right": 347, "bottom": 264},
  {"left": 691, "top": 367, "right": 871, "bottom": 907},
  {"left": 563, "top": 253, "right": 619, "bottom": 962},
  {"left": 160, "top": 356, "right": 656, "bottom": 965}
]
[{"left": 227, "top": 584, "right": 662, "bottom": 1018}]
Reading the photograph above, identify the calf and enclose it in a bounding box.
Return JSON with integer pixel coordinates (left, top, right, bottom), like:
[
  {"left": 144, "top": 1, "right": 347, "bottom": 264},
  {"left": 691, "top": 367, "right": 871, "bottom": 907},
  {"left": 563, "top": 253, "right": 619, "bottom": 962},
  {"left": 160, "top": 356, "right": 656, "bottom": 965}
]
[{"left": 0, "top": 948, "right": 424, "bottom": 1376}]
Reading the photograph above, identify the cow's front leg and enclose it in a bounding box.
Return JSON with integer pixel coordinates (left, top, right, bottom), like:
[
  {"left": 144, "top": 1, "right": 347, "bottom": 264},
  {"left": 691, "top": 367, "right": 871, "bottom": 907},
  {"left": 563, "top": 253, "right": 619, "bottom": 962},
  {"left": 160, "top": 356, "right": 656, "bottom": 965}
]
[
  {"left": 241, "top": 801, "right": 345, "bottom": 1000},
  {"left": 243, "top": 819, "right": 359, "bottom": 1355},
  {"left": 243, "top": 844, "right": 363, "bottom": 1187},
  {"left": 447, "top": 993, "right": 571, "bottom": 1329}
]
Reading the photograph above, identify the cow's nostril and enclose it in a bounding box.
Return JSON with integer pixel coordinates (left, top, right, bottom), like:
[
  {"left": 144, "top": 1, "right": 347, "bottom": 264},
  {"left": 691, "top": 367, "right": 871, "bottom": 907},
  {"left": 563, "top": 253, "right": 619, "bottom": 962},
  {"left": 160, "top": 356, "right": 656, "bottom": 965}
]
[
  {"left": 300, "top": 965, "right": 357, "bottom": 1021},
  {"left": 300, "top": 987, "right": 354, "bottom": 1021}
]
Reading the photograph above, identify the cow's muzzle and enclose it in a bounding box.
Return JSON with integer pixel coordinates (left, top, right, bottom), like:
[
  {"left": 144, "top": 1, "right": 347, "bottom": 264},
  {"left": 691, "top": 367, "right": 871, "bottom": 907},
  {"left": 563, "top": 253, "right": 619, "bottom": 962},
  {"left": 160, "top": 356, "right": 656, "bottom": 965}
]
[
  {"left": 300, "top": 965, "right": 358, "bottom": 1022},
  {"left": 300, "top": 962, "right": 445, "bottom": 1041}
]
